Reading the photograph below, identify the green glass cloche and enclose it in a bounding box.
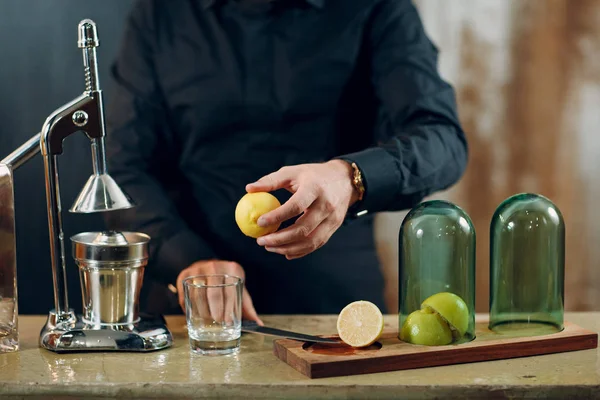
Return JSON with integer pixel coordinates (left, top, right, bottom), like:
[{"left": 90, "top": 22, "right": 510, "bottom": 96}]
[
  {"left": 399, "top": 200, "right": 476, "bottom": 345},
  {"left": 489, "top": 193, "right": 565, "bottom": 336}
]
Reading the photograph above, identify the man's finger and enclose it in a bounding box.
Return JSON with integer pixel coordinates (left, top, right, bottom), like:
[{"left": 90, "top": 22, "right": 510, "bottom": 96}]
[
  {"left": 224, "top": 261, "right": 245, "bottom": 280},
  {"left": 265, "top": 218, "right": 335, "bottom": 257},
  {"left": 258, "top": 187, "right": 317, "bottom": 227},
  {"left": 207, "top": 285, "right": 225, "bottom": 322},
  {"left": 265, "top": 236, "right": 322, "bottom": 257},
  {"left": 288, "top": 219, "right": 340, "bottom": 259},
  {"left": 222, "top": 264, "right": 242, "bottom": 324},
  {"left": 177, "top": 273, "right": 188, "bottom": 311},
  {"left": 257, "top": 205, "right": 325, "bottom": 247},
  {"left": 181, "top": 275, "right": 214, "bottom": 326},
  {"left": 242, "top": 288, "right": 263, "bottom": 326},
  {"left": 246, "top": 167, "right": 294, "bottom": 193},
  {"left": 223, "top": 284, "right": 236, "bottom": 324},
  {"left": 223, "top": 262, "right": 248, "bottom": 324}
]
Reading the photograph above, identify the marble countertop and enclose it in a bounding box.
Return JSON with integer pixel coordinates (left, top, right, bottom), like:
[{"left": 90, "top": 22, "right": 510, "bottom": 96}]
[{"left": 0, "top": 313, "right": 598, "bottom": 399}]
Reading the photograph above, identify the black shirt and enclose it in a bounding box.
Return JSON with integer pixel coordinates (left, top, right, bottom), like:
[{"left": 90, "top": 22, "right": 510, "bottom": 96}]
[{"left": 104, "top": 0, "right": 468, "bottom": 314}]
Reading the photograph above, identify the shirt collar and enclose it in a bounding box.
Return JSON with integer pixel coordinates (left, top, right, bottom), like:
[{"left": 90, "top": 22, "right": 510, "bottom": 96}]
[{"left": 201, "top": 0, "right": 324, "bottom": 10}]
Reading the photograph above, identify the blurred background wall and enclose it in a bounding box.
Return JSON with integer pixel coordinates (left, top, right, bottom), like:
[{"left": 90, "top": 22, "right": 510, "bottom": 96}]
[
  {"left": 0, "top": 0, "right": 598, "bottom": 314},
  {"left": 378, "top": 0, "right": 600, "bottom": 313}
]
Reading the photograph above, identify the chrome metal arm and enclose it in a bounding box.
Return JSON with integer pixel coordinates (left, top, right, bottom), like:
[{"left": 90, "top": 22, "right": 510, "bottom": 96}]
[
  {"left": 40, "top": 93, "right": 98, "bottom": 319},
  {"left": 1, "top": 133, "right": 41, "bottom": 170}
]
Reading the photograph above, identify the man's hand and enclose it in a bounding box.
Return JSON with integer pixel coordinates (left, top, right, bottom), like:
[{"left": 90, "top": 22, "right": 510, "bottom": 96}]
[
  {"left": 176, "top": 260, "right": 263, "bottom": 325},
  {"left": 246, "top": 160, "right": 359, "bottom": 259}
]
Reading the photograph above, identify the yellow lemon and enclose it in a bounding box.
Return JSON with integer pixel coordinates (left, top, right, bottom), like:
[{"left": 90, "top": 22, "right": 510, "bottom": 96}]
[
  {"left": 235, "top": 192, "right": 281, "bottom": 238},
  {"left": 400, "top": 308, "right": 453, "bottom": 346},
  {"left": 421, "top": 292, "right": 469, "bottom": 337},
  {"left": 336, "top": 301, "right": 384, "bottom": 347}
]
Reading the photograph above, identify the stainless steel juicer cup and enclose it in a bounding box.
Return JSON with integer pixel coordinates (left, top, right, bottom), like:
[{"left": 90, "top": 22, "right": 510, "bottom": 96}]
[{"left": 71, "top": 231, "right": 150, "bottom": 325}]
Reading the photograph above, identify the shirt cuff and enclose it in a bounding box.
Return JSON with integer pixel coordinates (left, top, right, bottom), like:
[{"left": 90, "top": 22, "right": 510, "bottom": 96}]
[
  {"left": 337, "top": 147, "right": 401, "bottom": 217},
  {"left": 153, "top": 229, "right": 215, "bottom": 285}
]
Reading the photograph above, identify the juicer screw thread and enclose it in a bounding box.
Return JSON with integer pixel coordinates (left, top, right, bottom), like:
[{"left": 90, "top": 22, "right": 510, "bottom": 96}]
[{"left": 84, "top": 67, "right": 92, "bottom": 92}]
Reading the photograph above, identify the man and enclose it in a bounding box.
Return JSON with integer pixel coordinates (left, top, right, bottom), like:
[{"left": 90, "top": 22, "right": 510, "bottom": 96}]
[{"left": 104, "top": 0, "right": 468, "bottom": 322}]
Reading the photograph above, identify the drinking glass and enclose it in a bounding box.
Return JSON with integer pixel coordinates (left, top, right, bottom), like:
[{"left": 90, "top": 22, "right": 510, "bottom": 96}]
[
  {"left": 183, "top": 274, "right": 243, "bottom": 355},
  {"left": 0, "top": 165, "right": 19, "bottom": 352}
]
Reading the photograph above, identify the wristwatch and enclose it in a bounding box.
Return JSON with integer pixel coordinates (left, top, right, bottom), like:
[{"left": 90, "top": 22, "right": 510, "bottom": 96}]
[{"left": 350, "top": 162, "right": 365, "bottom": 201}]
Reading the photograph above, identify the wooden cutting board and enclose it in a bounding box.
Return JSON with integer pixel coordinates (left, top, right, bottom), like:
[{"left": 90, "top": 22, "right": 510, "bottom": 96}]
[{"left": 273, "top": 317, "right": 598, "bottom": 379}]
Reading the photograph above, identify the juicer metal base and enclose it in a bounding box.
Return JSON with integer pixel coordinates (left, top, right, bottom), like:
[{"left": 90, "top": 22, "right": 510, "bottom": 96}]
[{"left": 39, "top": 310, "right": 174, "bottom": 352}]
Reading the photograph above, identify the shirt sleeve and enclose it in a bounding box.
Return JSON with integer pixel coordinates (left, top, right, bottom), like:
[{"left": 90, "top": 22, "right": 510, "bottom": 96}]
[
  {"left": 338, "top": 0, "right": 468, "bottom": 216},
  {"left": 103, "top": 2, "right": 215, "bottom": 285}
]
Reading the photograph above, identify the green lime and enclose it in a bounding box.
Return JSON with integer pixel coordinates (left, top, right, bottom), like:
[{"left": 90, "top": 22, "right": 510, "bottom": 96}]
[
  {"left": 400, "top": 309, "right": 453, "bottom": 346},
  {"left": 421, "top": 292, "right": 469, "bottom": 337}
]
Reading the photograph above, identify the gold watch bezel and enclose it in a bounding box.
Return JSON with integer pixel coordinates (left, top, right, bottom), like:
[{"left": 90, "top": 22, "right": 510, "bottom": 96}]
[{"left": 351, "top": 162, "right": 365, "bottom": 201}]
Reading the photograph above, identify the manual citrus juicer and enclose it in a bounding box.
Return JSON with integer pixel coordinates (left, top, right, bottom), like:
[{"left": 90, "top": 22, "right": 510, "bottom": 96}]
[{"left": 0, "top": 20, "right": 173, "bottom": 352}]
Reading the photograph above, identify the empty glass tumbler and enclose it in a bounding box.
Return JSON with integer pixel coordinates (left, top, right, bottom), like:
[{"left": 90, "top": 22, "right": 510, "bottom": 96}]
[
  {"left": 489, "top": 193, "right": 564, "bottom": 336},
  {"left": 399, "top": 200, "right": 476, "bottom": 345},
  {"left": 184, "top": 274, "right": 243, "bottom": 355},
  {"left": 0, "top": 165, "right": 18, "bottom": 352}
]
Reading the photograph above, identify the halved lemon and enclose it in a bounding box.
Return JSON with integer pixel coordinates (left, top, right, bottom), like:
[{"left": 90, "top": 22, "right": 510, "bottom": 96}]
[{"left": 336, "top": 300, "right": 384, "bottom": 347}]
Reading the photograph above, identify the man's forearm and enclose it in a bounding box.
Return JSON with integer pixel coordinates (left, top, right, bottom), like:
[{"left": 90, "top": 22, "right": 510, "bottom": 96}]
[
  {"left": 340, "top": 110, "right": 467, "bottom": 214},
  {"left": 338, "top": 0, "right": 468, "bottom": 215}
]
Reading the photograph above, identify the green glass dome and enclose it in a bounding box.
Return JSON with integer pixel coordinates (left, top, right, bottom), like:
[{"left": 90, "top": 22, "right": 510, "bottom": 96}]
[
  {"left": 399, "top": 200, "right": 476, "bottom": 345},
  {"left": 489, "top": 193, "right": 565, "bottom": 336}
]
